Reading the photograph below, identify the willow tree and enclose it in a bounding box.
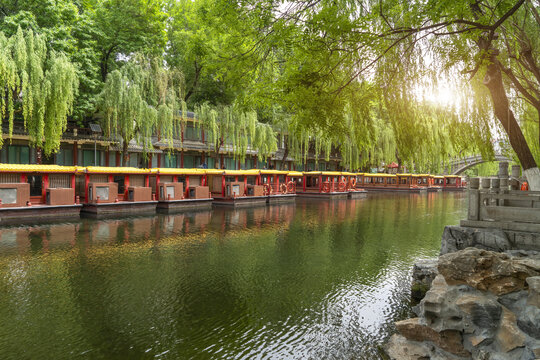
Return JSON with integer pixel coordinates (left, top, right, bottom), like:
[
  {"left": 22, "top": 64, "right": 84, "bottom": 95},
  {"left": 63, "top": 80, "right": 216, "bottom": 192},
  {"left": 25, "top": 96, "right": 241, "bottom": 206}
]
[
  {"left": 0, "top": 27, "right": 78, "bottom": 155},
  {"left": 214, "top": 0, "right": 540, "bottom": 181},
  {"left": 97, "top": 56, "right": 186, "bottom": 165},
  {"left": 195, "top": 103, "right": 277, "bottom": 166}
]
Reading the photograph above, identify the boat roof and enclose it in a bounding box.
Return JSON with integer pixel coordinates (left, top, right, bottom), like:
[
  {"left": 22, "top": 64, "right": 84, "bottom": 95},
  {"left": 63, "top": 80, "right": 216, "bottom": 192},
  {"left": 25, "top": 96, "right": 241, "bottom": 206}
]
[
  {"left": 222, "top": 169, "right": 261, "bottom": 176},
  {"left": 151, "top": 168, "right": 206, "bottom": 175},
  {"left": 0, "top": 164, "right": 78, "bottom": 173},
  {"left": 85, "top": 166, "right": 150, "bottom": 174},
  {"left": 260, "top": 169, "right": 289, "bottom": 175},
  {"left": 364, "top": 173, "right": 396, "bottom": 177},
  {"left": 304, "top": 171, "right": 343, "bottom": 176}
]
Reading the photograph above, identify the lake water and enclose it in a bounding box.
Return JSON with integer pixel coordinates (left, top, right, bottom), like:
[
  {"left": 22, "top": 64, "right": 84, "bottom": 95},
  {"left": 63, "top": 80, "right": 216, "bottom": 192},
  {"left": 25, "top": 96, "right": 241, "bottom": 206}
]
[{"left": 0, "top": 192, "right": 466, "bottom": 359}]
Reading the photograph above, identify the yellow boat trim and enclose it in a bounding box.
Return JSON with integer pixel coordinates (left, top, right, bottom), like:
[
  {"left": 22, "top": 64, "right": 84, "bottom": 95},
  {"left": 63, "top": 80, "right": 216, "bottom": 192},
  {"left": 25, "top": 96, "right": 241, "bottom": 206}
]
[
  {"left": 287, "top": 171, "right": 303, "bottom": 177},
  {"left": 85, "top": 166, "right": 150, "bottom": 174},
  {"left": 321, "top": 171, "right": 343, "bottom": 176},
  {"left": 444, "top": 175, "right": 460, "bottom": 178},
  {"left": 0, "top": 164, "right": 78, "bottom": 173},
  {"left": 396, "top": 173, "right": 412, "bottom": 176},
  {"left": 222, "top": 169, "right": 260, "bottom": 176},
  {"left": 340, "top": 172, "right": 357, "bottom": 176},
  {"left": 260, "top": 169, "right": 289, "bottom": 175},
  {"left": 364, "top": 173, "right": 396, "bottom": 177},
  {"left": 205, "top": 169, "right": 225, "bottom": 175},
  {"left": 152, "top": 168, "right": 206, "bottom": 175},
  {"left": 304, "top": 171, "right": 322, "bottom": 175},
  {"left": 433, "top": 175, "right": 444, "bottom": 179}
]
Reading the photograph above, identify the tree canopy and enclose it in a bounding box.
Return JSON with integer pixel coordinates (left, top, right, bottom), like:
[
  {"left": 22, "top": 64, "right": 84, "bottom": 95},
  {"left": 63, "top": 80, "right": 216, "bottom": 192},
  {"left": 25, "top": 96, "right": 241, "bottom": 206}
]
[
  {"left": 1, "top": 0, "right": 539, "bottom": 175},
  {"left": 0, "top": 27, "right": 78, "bottom": 155}
]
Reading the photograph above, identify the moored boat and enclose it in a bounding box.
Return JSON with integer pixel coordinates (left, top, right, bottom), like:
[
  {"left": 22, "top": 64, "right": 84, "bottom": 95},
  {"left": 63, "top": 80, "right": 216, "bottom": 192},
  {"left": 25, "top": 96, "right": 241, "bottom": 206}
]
[
  {"left": 341, "top": 172, "right": 367, "bottom": 198},
  {"left": 207, "top": 169, "right": 267, "bottom": 207},
  {"left": 79, "top": 166, "right": 157, "bottom": 217},
  {"left": 357, "top": 173, "right": 427, "bottom": 193},
  {"left": 0, "top": 164, "right": 82, "bottom": 224},
  {"left": 260, "top": 169, "right": 297, "bottom": 203},
  {"left": 296, "top": 171, "right": 349, "bottom": 198},
  {"left": 442, "top": 175, "right": 465, "bottom": 191},
  {"left": 151, "top": 168, "right": 213, "bottom": 213}
]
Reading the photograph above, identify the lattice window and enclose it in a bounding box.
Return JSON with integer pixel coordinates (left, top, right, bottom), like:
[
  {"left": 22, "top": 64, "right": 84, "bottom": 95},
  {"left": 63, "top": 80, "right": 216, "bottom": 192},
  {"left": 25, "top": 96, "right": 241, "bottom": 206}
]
[
  {"left": 130, "top": 175, "right": 144, "bottom": 187},
  {"left": 49, "top": 174, "right": 71, "bottom": 188},
  {"left": 0, "top": 173, "right": 20, "bottom": 183}
]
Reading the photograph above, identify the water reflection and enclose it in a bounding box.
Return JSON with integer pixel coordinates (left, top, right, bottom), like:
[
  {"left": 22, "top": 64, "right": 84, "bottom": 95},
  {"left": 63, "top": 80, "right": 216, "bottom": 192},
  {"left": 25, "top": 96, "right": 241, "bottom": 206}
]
[{"left": 0, "top": 193, "right": 466, "bottom": 359}]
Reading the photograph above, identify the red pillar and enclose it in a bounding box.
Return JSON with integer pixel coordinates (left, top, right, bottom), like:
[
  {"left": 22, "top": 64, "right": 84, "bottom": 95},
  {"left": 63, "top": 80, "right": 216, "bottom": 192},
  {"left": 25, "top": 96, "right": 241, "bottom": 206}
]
[
  {"left": 71, "top": 174, "right": 76, "bottom": 202},
  {"left": 145, "top": 175, "right": 149, "bottom": 187},
  {"left": 108, "top": 174, "right": 113, "bottom": 183},
  {"left": 185, "top": 175, "right": 190, "bottom": 198},
  {"left": 124, "top": 175, "right": 130, "bottom": 198},
  {"left": 20, "top": 174, "right": 27, "bottom": 183},
  {"left": 84, "top": 173, "right": 89, "bottom": 203},
  {"left": 244, "top": 176, "right": 247, "bottom": 195},
  {"left": 332, "top": 176, "right": 335, "bottom": 192},
  {"left": 41, "top": 174, "right": 48, "bottom": 203},
  {"left": 221, "top": 175, "right": 226, "bottom": 197},
  {"left": 303, "top": 175, "right": 306, "bottom": 192}
]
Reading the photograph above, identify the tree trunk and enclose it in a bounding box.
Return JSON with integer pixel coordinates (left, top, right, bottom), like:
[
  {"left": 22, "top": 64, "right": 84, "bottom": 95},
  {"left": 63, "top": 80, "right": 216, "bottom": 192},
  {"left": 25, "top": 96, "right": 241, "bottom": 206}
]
[
  {"left": 483, "top": 58, "right": 540, "bottom": 189},
  {"left": 395, "top": 148, "right": 402, "bottom": 173},
  {"left": 280, "top": 141, "right": 289, "bottom": 170},
  {"left": 122, "top": 140, "right": 130, "bottom": 167}
]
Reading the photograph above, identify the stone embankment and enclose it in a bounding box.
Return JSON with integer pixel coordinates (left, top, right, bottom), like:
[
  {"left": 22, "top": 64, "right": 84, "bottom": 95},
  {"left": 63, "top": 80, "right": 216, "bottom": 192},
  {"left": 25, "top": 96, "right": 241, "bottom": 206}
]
[{"left": 386, "top": 246, "right": 540, "bottom": 359}]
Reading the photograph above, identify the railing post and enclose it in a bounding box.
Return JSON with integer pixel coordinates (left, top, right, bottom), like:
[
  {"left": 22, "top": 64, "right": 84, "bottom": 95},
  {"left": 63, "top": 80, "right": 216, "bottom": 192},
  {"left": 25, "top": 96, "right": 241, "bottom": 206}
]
[{"left": 468, "top": 177, "right": 480, "bottom": 221}]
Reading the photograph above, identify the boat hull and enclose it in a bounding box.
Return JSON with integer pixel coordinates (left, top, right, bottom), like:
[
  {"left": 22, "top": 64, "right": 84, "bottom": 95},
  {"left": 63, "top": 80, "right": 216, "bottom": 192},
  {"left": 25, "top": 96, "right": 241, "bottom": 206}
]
[
  {"left": 81, "top": 201, "right": 158, "bottom": 218},
  {"left": 156, "top": 198, "right": 213, "bottom": 213},
  {"left": 0, "top": 204, "right": 82, "bottom": 225}
]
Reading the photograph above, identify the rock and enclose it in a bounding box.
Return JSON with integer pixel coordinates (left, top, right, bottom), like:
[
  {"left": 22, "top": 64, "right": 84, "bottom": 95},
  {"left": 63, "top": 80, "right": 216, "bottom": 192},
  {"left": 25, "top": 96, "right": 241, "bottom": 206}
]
[
  {"left": 526, "top": 276, "right": 540, "bottom": 308},
  {"left": 517, "top": 305, "right": 540, "bottom": 340},
  {"left": 385, "top": 334, "right": 468, "bottom": 360},
  {"left": 438, "top": 248, "right": 540, "bottom": 295},
  {"left": 440, "top": 226, "right": 514, "bottom": 255},
  {"left": 533, "top": 346, "right": 540, "bottom": 358},
  {"left": 498, "top": 290, "right": 528, "bottom": 311},
  {"left": 411, "top": 258, "right": 438, "bottom": 302},
  {"left": 420, "top": 275, "right": 464, "bottom": 331},
  {"left": 495, "top": 308, "right": 526, "bottom": 353},
  {"left": 440, "top": 225, "right": 476, "bottom": 255},
  {"left": 395, "top": 318, "right": 470, "bottom": 357},
  {"left": 456, "top": 293, "right": 501, "bottom": 337}
]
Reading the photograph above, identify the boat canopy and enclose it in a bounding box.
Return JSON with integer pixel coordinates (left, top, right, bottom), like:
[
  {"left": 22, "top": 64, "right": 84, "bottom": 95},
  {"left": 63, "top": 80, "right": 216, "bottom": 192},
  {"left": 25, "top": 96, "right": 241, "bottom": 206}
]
[
  {"left": 85, "top": 166, "right": 150, "bottom": 174},
  {"left": 364, "top": 173, "right": 396, "bottom": 177},
  {"left": 222, "top": 169, "right": 261, "bottom": 176},
  {"left": 260, "top": 169, "right": 289, "bottom": 175},
  {"left": 0, "top": 164, "right": 78, "bottom": 173},
  {"left": 151, "top": 168, "right": 206, "bottom": 175}
]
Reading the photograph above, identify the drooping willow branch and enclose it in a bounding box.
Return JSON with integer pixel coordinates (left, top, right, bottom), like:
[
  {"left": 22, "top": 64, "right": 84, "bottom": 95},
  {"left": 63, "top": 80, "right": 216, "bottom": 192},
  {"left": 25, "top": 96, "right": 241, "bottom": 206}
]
[{"left": 0, "top": 27, "right": 78, "bottom": 155}]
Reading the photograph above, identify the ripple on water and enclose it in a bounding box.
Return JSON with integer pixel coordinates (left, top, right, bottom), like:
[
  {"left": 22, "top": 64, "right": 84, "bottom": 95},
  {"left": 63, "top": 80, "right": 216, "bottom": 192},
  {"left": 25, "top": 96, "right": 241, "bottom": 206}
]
[{"left": 0, "top": 193, "right": 466, "bottom": 359}]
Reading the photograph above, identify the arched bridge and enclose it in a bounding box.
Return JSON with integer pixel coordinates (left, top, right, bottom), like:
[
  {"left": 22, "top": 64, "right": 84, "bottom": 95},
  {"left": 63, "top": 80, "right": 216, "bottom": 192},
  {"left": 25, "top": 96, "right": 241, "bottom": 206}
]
[{"left": 447, "top": 154, "right": 513, "bottom": 175}]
